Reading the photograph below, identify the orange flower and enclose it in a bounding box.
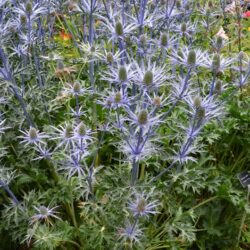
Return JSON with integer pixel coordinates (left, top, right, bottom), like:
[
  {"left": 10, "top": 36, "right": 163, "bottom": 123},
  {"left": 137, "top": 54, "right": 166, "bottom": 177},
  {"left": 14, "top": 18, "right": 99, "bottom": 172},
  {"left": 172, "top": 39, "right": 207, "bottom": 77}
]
[{"left": 59, "top": 30, "right": 72, "bottom": 41}]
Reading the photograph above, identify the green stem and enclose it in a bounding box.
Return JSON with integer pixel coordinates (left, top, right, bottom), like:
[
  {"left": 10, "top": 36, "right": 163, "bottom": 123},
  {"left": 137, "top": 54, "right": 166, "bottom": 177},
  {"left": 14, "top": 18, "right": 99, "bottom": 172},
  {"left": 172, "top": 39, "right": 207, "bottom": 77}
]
[{"left": 236, "top": 186, "right": 250, "bottom": 247}]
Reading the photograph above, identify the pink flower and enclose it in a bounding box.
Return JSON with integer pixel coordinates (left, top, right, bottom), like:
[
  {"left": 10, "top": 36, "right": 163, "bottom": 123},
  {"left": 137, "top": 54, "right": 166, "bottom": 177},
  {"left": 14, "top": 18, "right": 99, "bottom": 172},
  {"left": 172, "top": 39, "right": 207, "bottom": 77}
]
[{"left": 243, "top": 11, "right": 250, "bottom": 18}]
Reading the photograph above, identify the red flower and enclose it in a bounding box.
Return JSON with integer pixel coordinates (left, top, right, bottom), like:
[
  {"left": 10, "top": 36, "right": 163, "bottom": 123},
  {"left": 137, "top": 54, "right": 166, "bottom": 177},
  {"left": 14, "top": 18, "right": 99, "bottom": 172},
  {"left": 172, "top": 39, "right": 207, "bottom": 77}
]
[{"left": 243, "top": 11, "right": 250, "bottom": 18}]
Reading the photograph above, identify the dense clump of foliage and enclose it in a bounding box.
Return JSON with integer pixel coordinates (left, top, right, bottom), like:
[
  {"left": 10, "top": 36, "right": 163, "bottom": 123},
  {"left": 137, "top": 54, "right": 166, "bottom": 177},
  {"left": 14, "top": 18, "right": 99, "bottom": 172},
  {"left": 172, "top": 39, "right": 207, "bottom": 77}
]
[{"left": 0, "top": 0, "right": 250, "bottom": 249}]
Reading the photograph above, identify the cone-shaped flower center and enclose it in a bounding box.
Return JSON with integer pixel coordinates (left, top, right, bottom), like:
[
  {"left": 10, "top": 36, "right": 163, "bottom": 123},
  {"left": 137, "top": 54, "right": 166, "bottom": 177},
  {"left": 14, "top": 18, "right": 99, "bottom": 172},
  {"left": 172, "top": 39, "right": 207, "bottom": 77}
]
[
  {"left": 187, "top": 50, "right": 196, "bottom": 66},
  {"left": 193, "top": 96, "right": 201, "bottom": 109},
  {"left": 143, "top": 71, "right": 153, "bottom": 86},
  {"left": 25, "top": 2, "right": 32, "bottom": 15},
  {"left": 138, "top": 110, "right": 148, "bottom": 125},
  {"left": 115, "top": 22, "right": 123, "bottom": 36},
  {"left": 73, "top": 82, "right": 81, "bottom": 94},
  {"left": 114, "top": 92, "right": 122, "bottom": 103},
  {"left": 181, "top": 23, "right": 187, "bottom": 33},
  {"left": 118, "top": 66, "right": 127, "bottom": 82},
  {"left": 77, "top": 122, "right": 86, "bottom": 136},
  {"left": 64, "top": 125, "right": 73, "bottom": 138},
  {"left": 106, "top": 52, "right": 114, "bottom": 63},
  {"left": 29, "top": 127, "right": 38, "bottom": 140},
  {"left": 212, "top": 54, "right": 220, "bottom": 72},
  {"left": 160, "top": 33, "right": 168, "bottom": 47},
  {"left": 39, "top": 206, "right": 48, "bottom": 216},
  {"left": 137, "top": 198, "right": 146, "bottom": 213},
  {"left": 153, "top": 96, "right": 161, "bottom": 107}
]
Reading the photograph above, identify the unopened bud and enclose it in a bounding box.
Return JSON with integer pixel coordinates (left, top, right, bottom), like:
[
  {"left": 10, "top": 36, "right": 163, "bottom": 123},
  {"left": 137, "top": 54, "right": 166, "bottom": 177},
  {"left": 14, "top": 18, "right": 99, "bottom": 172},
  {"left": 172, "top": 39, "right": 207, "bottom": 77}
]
[
  {"left": 73, "top": 82, "right": 81, "bottom": 94},
  {"left": 77, "top": 122, "right": 86, "bottom": 136},
  {"left": 187, "top": 50, "right": 196, "bottom": 66},
  {"left": 64, "top": 125, "right": 73, "bottom": 138},
  {"left": 118, "top": 66, "right": 127, "bottom": 82},
  {"left": 160, "top": 33, "right": 168, "bottom": 47},
  {"left": 153, "top": 96, "right": 161, "bottom": 107},
  {"left": 115, "top": 22, "right": 123, "bottom": 36},
  {"left": 181, "top": 23, "right": 187, "bottom": 33},
  {"left": 216, "top": 36, "right": 223, "bottom": 49},
  {"left": 25, "top": 1, "right": 33, "bottom": 15},
  {"left": 114, "top": 92, "right": 122, "bottom": 103},
  {"left": 193, "top": 96, "right": 201, "bottom": 109},
  {"left": 138, "top": 110, "right": 148, "bottom": 126},
  {"left": 106, "top": 52, "right": 114, "bottom": 63},
  {"left": 29, "top": 127, "right": 37, "bottom": 140},
  {"left": 143, "top": 71, "right": 153, "bottom": 86},
  {"left": 212, "top": 54, "right": 221, "bottom": 72}
]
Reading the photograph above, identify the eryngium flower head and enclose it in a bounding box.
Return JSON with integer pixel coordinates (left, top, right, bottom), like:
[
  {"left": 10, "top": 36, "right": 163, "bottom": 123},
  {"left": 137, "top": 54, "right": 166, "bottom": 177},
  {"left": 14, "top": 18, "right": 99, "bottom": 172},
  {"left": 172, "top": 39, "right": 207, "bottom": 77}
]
[
  {"left": 102, "top": 63, "right": 135, "bottom": 86},
  {"left": 118, "top": 221, "right": 143, "bottom": 244},
  {"left": 128, "top": 193, "right": 159, "bottom": 218},
  {"left": 133, "top": 61, "right": 168, "bottom": 90},
  {"left": 19, "top": 127, "right": 48, "bottom": 146},
  {"left": 204, "top": 54, "right": 233, "bottom": 73},
  {"left": 31, "top": 205, "right": 61, "bottom": 225},
  {"left": 171, "top": 47, "right": 208, "bottom": 68},
  {"left": 51, "top": 123, "right": 74, "bottom": 150}
]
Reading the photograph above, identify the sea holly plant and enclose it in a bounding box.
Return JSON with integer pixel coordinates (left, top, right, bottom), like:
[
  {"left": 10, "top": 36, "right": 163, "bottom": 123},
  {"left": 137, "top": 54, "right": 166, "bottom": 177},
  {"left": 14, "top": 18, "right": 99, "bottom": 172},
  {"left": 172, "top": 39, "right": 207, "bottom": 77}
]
[{"left": 0, "top": 0, "right": 250, "bottom": 249}]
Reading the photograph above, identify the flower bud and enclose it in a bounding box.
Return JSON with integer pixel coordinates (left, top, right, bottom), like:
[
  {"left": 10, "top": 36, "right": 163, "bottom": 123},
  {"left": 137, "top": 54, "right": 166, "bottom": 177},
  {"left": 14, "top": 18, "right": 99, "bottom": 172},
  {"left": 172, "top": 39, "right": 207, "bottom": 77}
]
[
  {"left": 176, "top": 0, "right": 181, "bottom": 9},
  {"left": 187, "top": 50, "right": 196, "bottom": 67},
  {"left": 143, "top": 71, "right": 153, "bottom": 86},
  {"left": 39, "top": 206, "right": 49, "bottom": 216},
  {"left": 193, "top": 96, "right": 201, "bottom": 109},
  {"left": 153, "top": 96, "right": 161, "bottom": 107},
  {"left": 106, "top": 52, "right": 114, "bottom": 63},
  {"left": 216, "top": 36, "right": 223, "bottom": 49},
  {"left": 64, "top": 125, "right": 73, "bottom": 138},
  {"left": 118, "top": 66, "right": 127, "bottom": 82},
  {"left": 114, "top": 92, "right": 122, "bottom": 103},
  {"left": 139, "top": 34, "right": 146, "bottom": 46},
  {"left": 160, "top": 33, "right": 168, "bottom": 47},
  {"left": 90, "top": 46, "right": 95, "bottom": 53},
  {"left": 212, "top": 54, "right": 220, "bottom": 72},
  {"left": 77, "top": 122, "right": 86, "bottom": 136},
  {"left": 73, "top": 82, "right": 81, "bottom": 94},
  {"left": 181, "top": 23, "right": 187, "bottom": 33},
  {"left": 115, "top": 22, "right": 123, "bottom": 36},
  {"left": 137, "top": 198, "right": 146, "bottom": 213},
  {"left": 20, "top": 15, "right": 27, "bottom": 25},
  {"left": 138, "top": 110, "right": 148, "bottom": 126},
  {"left": 29, "top": 127, "right": 38, "bottom": 140},
  {"left": 25, "top": 1, "right": 33, "bottom": 15}
]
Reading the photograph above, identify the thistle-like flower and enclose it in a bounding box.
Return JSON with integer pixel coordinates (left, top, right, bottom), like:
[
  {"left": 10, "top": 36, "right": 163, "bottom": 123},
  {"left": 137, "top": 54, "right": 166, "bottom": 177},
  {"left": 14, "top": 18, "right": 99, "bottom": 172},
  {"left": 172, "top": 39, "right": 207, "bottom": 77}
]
[
  {"left": 51, "top": 123, "right": 74, "bottom": 150},
  {"left": 63, "top": 81, "right": 86, "bottom": 96},
  {"left": 59, "top": 153, "right": 87, "bottom": 178},
  {"left": 204, "top": 53, "right": 233, "bottom": 73},
  {"left": 118, "top": 221, "right": 143, "bottom": 244},
  {"left": 19, "top": 127, "right": 48, "bottom": 147},
  {"left": 133, "top": 61, "right": 168, "bottom": 91},
  {"left": 102, "top": 63, "right": 135, "bottom": 86},
  {"left": 128, "top": 193, "right": 159, "bottom": 218},
  {"left": 171, "top": 47, "right": 208, "bottom": 68},
  {"left": 31, "top": 205, "right": 61, "bottom": 225},
  {"left": 100, "top": 18, "right": 137, "bottom": 41}
]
